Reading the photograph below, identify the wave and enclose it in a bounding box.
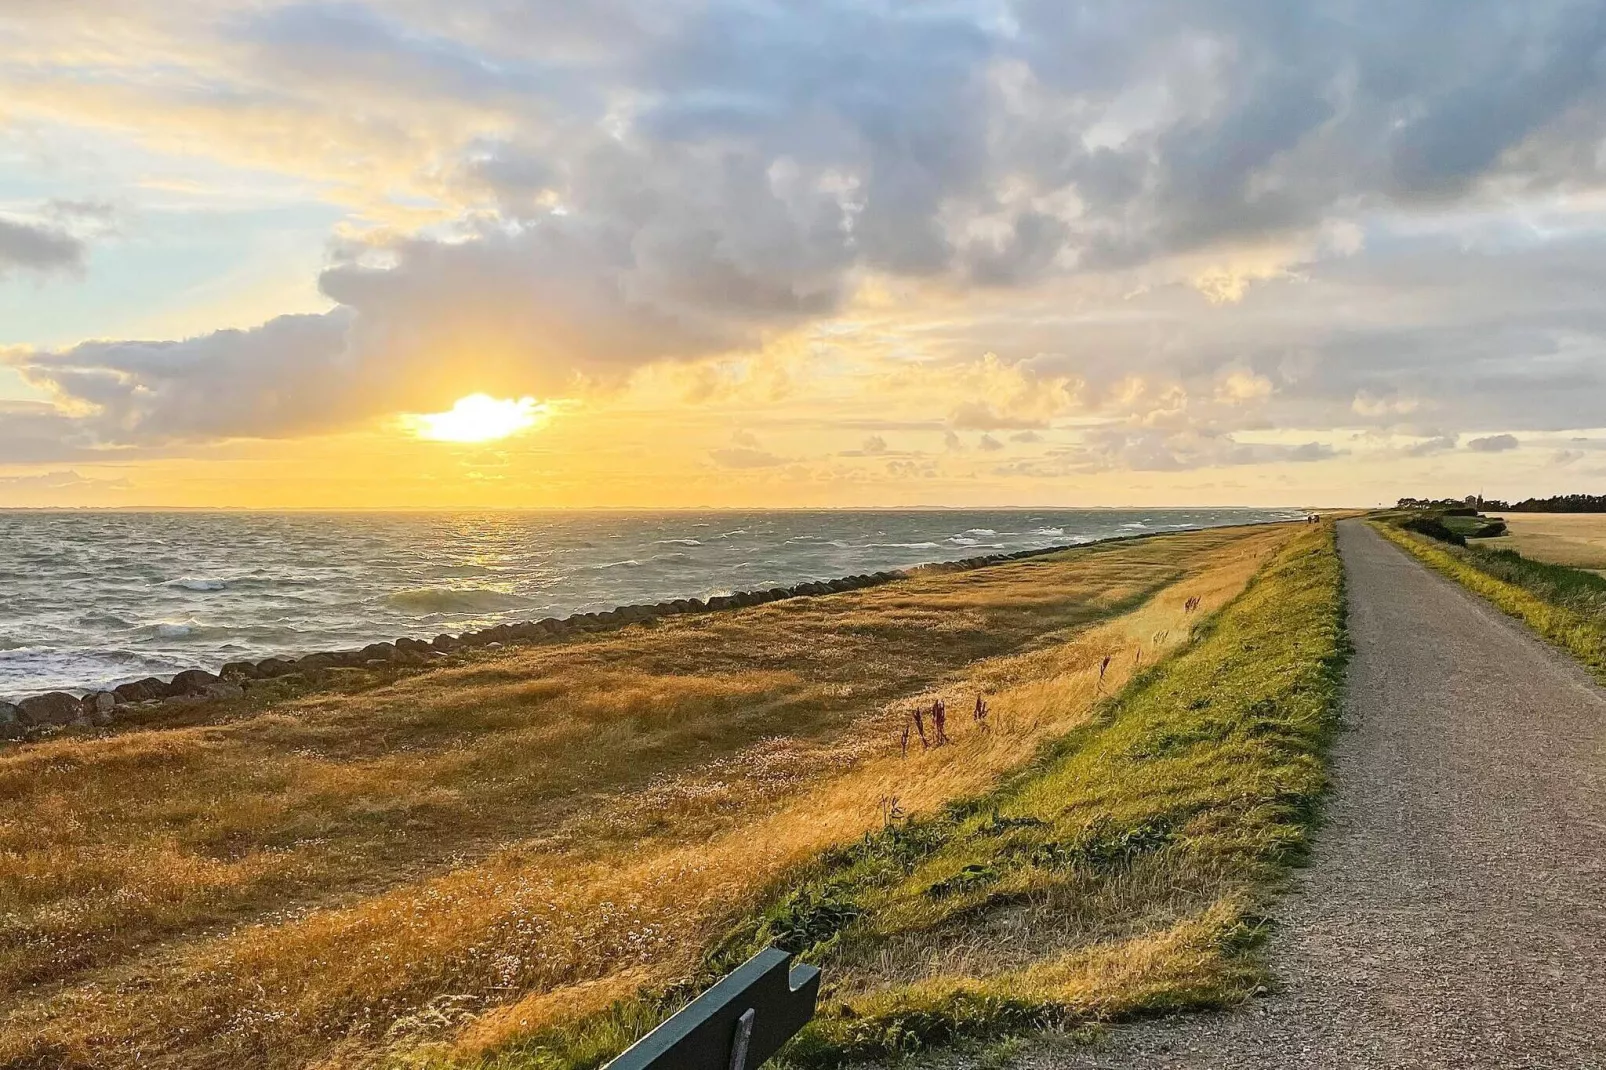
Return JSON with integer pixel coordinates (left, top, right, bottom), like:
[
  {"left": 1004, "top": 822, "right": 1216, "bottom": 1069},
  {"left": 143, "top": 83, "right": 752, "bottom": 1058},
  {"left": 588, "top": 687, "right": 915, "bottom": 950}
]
[
  {"left": 872, "top": 541, "right": 941, "bottom": 549},
  {"left": 1031, "top": 527, "right": 1065, "bottom": 537},
  {"left": 438, "top": 563, "right": 495, "bottom": 577},
  {"left": 963, "top": 528, "right": 997, "bottom": 536},
  {"left": 655, "top": 538, "right": 702, "bottom": 546},
  {"left": 144, "top": 621, "right": 200, "bottom": 639},
  {"left": 588, "top": 559, "right": 643, "bottom": 570},
  {"left": 172, "top": 578, "right": 228, "bottom": 591},
  {"left": 386, "top": 588, "right": 532, "bottom": 614}
]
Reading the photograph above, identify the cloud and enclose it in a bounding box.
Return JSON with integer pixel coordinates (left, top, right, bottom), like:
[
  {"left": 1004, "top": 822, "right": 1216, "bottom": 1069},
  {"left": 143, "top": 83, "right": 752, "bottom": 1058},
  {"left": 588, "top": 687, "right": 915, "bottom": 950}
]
[
  {"left": 1024, "top": 428, "right": 1344, "bottom": 474},
  {"left": 9, "top": 0, "right": 1606, "bottom": 476},
  {"left": 709, "top": 431, "right": 788, "bottom": 469},
  {"left": 1405, "top": 433, "right": 1460, "bottom": 457},
  {"left": 1467, "top": 433, "right": 1519, "bottom": 453},
  {"left": 948, "top": 401, "right": 1048, "bottom": 432},
  {"left": 978, "top": 433, "right": 1004, "bottom": 452},
  {"left": 0, "top": 217, "right": 86, "bottom": 279},
  {"left": 0, "top": 469, "right": 131, "bottom": 491},
  {"left": 709, "top": 447, "right": 789, "bottom": 469}
]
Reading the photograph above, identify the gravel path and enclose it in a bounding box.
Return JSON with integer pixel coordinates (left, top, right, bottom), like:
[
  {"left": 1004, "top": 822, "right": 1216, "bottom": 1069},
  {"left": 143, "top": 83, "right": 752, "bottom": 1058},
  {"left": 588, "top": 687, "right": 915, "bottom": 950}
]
[{"left": 1039, "top": 520, "right": 1606, "bottom": 1069}]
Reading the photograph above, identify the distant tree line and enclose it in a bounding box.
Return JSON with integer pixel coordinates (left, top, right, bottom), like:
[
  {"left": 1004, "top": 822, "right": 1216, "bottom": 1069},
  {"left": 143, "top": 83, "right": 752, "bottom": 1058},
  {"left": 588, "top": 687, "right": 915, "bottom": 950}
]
[
  {"left": 1396, "top": 497, "right": 1473, "bottom": 510},
  {"left": 1395, "top": 494, "right": 1606, "bottom": 513},
  {"left": 1395, "top": 497, "right": 1478, "bottom": 515},
  {"left": 1499, "top": 494, "right": 1606, "bottom": 513}
]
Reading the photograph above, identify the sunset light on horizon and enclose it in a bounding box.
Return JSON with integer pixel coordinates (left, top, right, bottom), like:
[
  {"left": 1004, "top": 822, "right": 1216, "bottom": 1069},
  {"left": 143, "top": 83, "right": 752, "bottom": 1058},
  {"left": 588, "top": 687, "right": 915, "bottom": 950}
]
[
  {"left": 2, "top": 2, "right": 1605, "bottom": 510},
  {"left": 402, "top": 394, "right": 547, "bottom": 444}
]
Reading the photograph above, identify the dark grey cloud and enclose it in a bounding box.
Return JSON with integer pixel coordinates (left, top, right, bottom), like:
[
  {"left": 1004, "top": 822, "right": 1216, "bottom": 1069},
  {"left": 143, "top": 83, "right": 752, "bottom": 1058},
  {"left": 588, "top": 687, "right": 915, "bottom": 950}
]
[
  {"left": 16, "top": 312, "right": 354, "bottom": 445},
  {"left": 0, "top": 218, "right": 85, "bottom": 278},
  {"left": 1468, "top": 433, "right": 1519, "bottom": 452}
]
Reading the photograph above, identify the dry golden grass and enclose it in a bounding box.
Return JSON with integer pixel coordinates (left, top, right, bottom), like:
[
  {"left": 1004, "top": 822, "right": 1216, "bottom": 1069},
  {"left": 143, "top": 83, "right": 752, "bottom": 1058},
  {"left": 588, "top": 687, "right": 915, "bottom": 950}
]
[
  {"left": 0, "top": 524, "right": 1293, "bottom": 1070},
  {"left": 1483, "top": 513, "right": 1606, "bottom": 572}
]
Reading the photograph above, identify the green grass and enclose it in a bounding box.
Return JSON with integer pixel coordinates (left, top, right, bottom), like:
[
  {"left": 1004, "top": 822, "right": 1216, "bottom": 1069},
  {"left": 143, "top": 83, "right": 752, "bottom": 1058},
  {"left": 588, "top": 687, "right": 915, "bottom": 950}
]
[
  {"left": 460, "top": 524, "right": 1348, "bottom": 1069},
  {"left": 1373, "top": 521, "right": 1606, "bottom": 680}
]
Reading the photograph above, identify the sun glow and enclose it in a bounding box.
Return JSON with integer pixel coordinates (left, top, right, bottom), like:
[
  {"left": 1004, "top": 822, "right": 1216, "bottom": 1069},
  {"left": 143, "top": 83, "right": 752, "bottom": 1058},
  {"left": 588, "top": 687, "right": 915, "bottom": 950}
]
[{"left": 404, "top": 394, "right": 545, "bottom": 443}]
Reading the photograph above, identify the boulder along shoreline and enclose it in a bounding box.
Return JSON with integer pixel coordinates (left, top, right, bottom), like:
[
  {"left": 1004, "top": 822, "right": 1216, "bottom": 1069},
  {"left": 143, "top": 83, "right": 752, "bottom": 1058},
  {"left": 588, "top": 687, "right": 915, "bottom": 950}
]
[{"left": 0, "top": 542, "right": 1092, "bottom": 740}]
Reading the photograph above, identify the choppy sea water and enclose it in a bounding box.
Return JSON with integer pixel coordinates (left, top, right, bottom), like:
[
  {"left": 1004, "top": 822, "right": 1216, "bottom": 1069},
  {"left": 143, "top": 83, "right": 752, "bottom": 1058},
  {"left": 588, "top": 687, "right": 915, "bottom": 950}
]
[{"left": 0, "top": 508, "right": 1303, "bottom": 699}]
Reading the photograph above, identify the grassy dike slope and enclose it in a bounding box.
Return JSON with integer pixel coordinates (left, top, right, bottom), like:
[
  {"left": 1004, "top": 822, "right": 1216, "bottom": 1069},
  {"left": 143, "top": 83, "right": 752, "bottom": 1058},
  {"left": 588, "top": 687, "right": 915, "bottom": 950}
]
[
  {"left": 465, "top": 523, "right": 1347, "bottom": 1070},
  {"left": 0, "top": 525, "right": 1293, "bottom": 1070},
  {"left": 1372, "top": 522, "right": 1606, "bottom": 680}
]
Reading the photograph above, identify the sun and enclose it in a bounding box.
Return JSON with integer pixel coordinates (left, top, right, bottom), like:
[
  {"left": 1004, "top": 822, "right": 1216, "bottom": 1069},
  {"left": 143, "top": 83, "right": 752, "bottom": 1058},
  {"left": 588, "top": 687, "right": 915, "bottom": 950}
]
[{"left": 403, "top": 394, "right": 545, "bottom": 443}]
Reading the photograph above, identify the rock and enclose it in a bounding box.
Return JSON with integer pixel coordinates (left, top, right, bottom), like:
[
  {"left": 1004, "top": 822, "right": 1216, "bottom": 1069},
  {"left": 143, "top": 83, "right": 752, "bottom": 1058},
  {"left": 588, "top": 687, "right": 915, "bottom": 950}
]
[
  {"left": 255, "top": 657, "right": 297, "bottom": 678},
  {"left": 706, "top": 595, "right": 734, "bottom": 611},
  {"left": 220, "top": 660, "right": 261, "bottom": 681},
  {"left": 18, "top": 691, "right": 82, "bottom": 726},
  {"left": 0, "top": 701, "right": 22, "bottom": 739},
  {"left": 297, "top": 653, "right": 337, "bottom": 671},
  {"left": 85, "top": 692, "right": 117, "bottom": 726},
  {"left": 431, "top": 633, "right": 461, "bottom": 652},
  {"left": 115, "top": 677, "right": 171, "bottom": 702},
  {"left": 360, "top": 642, "right": 396, "bottom": 661},
  {"left": 485, "top": 641, "right": 504, "bottom": 650},
  {"left": 170, "top": 669, "right": 221, "bottom": 694},
  {"left": 685, "top": 599, "right": 706, "bottom": 612},
  {"left": 395, "top": 637, "right": 433, "bottom": 654}
]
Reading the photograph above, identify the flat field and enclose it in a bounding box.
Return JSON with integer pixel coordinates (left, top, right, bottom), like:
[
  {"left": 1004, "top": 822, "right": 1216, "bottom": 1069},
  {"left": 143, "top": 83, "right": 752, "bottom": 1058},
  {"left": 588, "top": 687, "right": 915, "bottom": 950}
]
[
  {"left": 0, "top": 522, "right": 1321, "bottom": 1069},
  {"left": 1485, "top": 513, "right": 1606, "bottom": 572}
]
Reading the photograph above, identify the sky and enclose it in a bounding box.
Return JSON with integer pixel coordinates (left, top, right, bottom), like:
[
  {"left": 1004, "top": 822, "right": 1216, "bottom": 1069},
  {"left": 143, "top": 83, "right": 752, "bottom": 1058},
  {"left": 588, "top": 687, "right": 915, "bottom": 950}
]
[{"left": 2, "top": 0, "right": 1605, "bottom": 509}]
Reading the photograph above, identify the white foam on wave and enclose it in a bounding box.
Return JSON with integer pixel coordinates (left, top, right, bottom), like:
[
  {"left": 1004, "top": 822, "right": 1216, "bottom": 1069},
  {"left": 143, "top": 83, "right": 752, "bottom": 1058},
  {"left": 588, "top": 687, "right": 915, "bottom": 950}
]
[
  {"left": 153, "top": 622, "right": 197, "bottom": 638},
  {"left": 1031, "top": 527, "right": 1065, "bottom": 537},
  {"left": 656, "top": 538, "right": 702, "bottom": 546},
  {"left": 963, "top": 528, "right": 997, "bottom": 536},
  {"left": 172, "top": 578, "right": 227, "bottom": 591},
  {"left": 588, "top": 559, "right": 643, "bottom": 570}
]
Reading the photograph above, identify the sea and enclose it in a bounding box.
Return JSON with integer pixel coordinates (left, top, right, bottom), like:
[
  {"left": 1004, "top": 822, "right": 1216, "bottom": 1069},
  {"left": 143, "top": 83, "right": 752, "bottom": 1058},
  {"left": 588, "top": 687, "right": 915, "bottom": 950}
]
[{"left": 0, "top": 508, "right": 1304, "bottom": 700}]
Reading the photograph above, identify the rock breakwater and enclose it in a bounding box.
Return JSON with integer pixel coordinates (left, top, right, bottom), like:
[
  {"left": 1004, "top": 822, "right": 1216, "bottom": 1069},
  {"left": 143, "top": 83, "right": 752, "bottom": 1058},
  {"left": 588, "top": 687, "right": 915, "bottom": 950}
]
[{"left": 0, "top": 545, "right": 1075, "bottom": 741}]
